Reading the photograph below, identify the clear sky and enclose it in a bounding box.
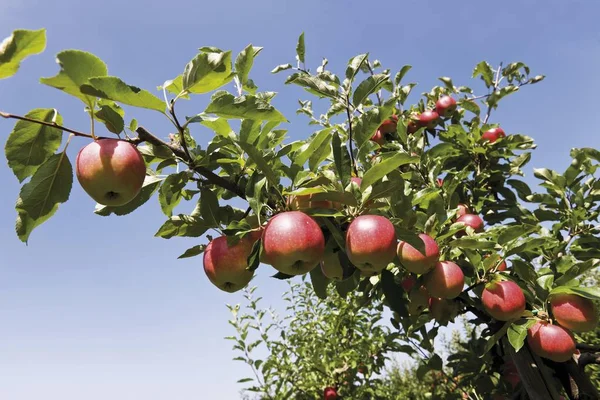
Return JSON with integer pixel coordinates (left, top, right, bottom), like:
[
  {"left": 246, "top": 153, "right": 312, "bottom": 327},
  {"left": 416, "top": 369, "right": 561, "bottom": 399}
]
[{"left": 1, "top": 0, "right": 600, "bottom": 399}]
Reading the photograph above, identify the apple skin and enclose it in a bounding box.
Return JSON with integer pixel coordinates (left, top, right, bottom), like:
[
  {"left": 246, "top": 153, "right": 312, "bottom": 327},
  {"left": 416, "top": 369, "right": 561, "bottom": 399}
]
[
  {"left": 423, "top": 261, "right": 465, "bottom": 299},
  {"left": 397, "top": 233, "right": 440, "bottom": 274},
  {"left": 417, "top": 110, "right": 440, "bottom": 129},
  {"left": 527, "top": 321, "right": 576, "bottom": 362},
  {"left": 323, "top": 387, "right": 338, "bottom": 400},
  {"left": 370, "top": 129, "right": 386, "bottom": 146},
  {"left": 497, "top": 260, "right": 508, "bottom": 271},
  {"left": 401, "top": 274, "right": 417, "bottom": 292},
  {"left": 481, "top": 127, "right": 506, "bottom": 143},
  {"left": 407, "top": 120, "right": 419, "bottom": 134},
  {"left": 379, "top": 115, "right": 398, "bottom": 133},
  {"left": 203, "top": 231, "right": 262, "bottom": 293},
  {"left": 481, "top": 281, "right": 526, "bottom": 321},
  {"left": 346, "top": 215, "right": 397, "bottom": 272},
  {"left": 502, "top": 359, "right": 520, "bottom": 390},
  {"left": 456, "top": 204, "right": 469, "bottom": 218},
  {"left": 550, "top": 293, "right": 599, "bottom": 332},
  {"left": 435, "top": 95, "right": 457, "bottom": 117},
  {"left": 456, "top": 214, "right": 485, "bottom": 234},
  {"left": 76, "top": 138, "right": 146, "bottom": 206},
  {"left": 321, "top": 251, "right": 344, "bottom": 281},
  {"left": 262, "top": 211, "right": 325, "bottom": 276}
]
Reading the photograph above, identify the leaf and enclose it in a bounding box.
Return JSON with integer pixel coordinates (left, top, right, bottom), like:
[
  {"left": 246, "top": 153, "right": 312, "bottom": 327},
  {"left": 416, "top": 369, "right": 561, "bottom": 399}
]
[
  {"left": 178, "top": 244, "right": 206, "bottom": 259},
  {"left": 80, "top": 76, "right": 165, "bottom": 113},
  {"left": 239, "top": 119, "right": 262, "bottom": 144},
  {"left": 381, "top": 270, "right": 405, "bottom": 316},
  {"left": 205, "top": 92, "right": 287, "bottom": 122},
  {"left": 472, "top": 61, "right": 494, "bottom": 87},
  {"left": 361, "top": 153, "right": 418, "bottom": 190},
  {"left": 507, "top": 320, "right": 536, "bottom": 352},
  {"left": 40, "top": 50, "right": 108, "bottom": 104},
  {"left": 95, "top": 175, "right": 163, "bottom": 216},
  {"left": 352, "top": 103, "right": 395, "bottom": 146},
  {"left": 345, "top": 54, "right": 368, "bottom": 81},
  {"left": 481, "top": 321, "right": 510, "bottom": 357},
  {"left": 293, "top": 128, "right": 332, "bottom": 168},
  {"left": 95, "top": 102, "right": 124, "bottom": 134},
  {"left": 285, "top": 73, "right": 338, "bottom": 99},
  {"left": 158, "top": 172, "right": 189, "bottom": 216},
  {"left": 394, "top": 65, "right": 412, "bottom": 85},
  {"left": 235, "top": 44, "right": 262, "bottom": 88},
  {"left": 550, "top": 286, "right": 600, "bottom": 301},
  {"left": 238, "top": 141, "right": 280, "bottom": 187},
  {"left": 200, "top": 188, "right": 221, "bottom": 228},
  {"left": 272, "top": 272, "right": 295, "bottom": 280},
  {"left": 449, "top": 238, "right": 497, "bottom": 250},
  {"left": 155, "top": 215, "right": 208, "bottom": 238},
  {"left": 310, "top": 266, "right": 329, "bottom": 300},
  {"left": 5, "top": 108, "right": 63, "bottom": 182},
  {"left": 271, "top": 64, "right": 293, "bottom": 74},
  {"left": 332, "top": 131, "right": 352, "bottom": 187},
  {"left": 246, "top": 238, "right": 262, "bottom": 272},
  {"left": 458, "top": 99, "right": 480, "bottom": 116},
  {"left": 352, "top": 73, "right": 389, "bottom": 107},
  {"left": 15, "top": 151, "right": 72, "bottom": 243},
  {"left": 295, "top": 32, "right": 305, "bottom": 64},
  {"left": 182, "top": 50, "right": 233, "bottom": 94},
  {"left": 0, "top": 28, "right": 46, "bottom": 79}
]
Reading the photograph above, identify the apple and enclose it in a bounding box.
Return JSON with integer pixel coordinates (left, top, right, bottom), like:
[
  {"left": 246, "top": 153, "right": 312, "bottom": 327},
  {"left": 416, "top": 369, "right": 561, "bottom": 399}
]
[
  {"left": 456, "top": 214, "right": 484, "bottom": 234},
  {"left": 346, "top": 215, "right": 397, "bottom": 272},
  {"left": 550, "top": 293, "right": 599, "bottom": 332},
  {"left": 262, "top": 211, "right": 325, "bottom": 275},
  {"left": 324, "top": 387, "right": 337, "bottom": 400},
  {"left": 401, "top": 274, "right": 417, "bottom": 291},
  {"left": 321, "top": 251, "right": 344, "bottom": 281},
  {"left": 423, "top": 261, "right": 465, "bottom": 299},
  {"left": 203, "top": 230, "right": 261, "bottom": 293},
  {"left": 481, "top": 127, "right": 506, "bottom": 143},
  {"left": 417, "top": 110, "right": 440, "bottom": 129},
  {"left": 407, "top": 120, "right": 419, "bottom": 134},
  {"left": 370, "top": 129, "right": 386, "bottom": 146},
  {"left": 502, "top": 359, "right": 520, "bottom": 390},
  {"left": 527, "top": 321, "right": 576, "bottom": 362},
  {"left": 456, "top": 204, "right": 469, "bottom": 218},
  {"left": 408, "top": 285, "right": 430, "bottom": 316},
  {"left": 397, "top": 233, "right": 440, "bottom": 274},
  {"left": 481, "top": 281, "right": 526, "bottom": 321},
  {"left": 497, "top": 260, "right": 508, "bottom": 271},
  {"left": 379, "top": 115, "right": 398, "bottom": 133},
  {"left": 436, "top": 178, "right": 444, "bottom": 187},
  {"left": 76, "top": 138, "right": 146, "bottom": 206},
  {"left": 435, "top": 95, "right": 457, "bottom": 117},
  {"left": 287, "top": 193, "right": 334, "bottom": 211}
]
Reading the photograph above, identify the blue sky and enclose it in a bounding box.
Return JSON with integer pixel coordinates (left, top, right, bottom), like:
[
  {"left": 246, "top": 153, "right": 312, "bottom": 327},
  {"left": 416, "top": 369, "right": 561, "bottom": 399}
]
[{"left": 1, "top": 0, "right": 600, "bottom": 399}]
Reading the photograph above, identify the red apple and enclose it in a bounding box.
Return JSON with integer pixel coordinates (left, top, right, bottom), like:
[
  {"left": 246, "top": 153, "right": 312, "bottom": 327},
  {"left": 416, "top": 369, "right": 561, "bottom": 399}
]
[
  {"left": 76, "top": 138, "right": 146, "bottom": 206},
  {"left": 324, "top": 387, "right": 337, "bottom": 400},
  {"left": 401, "top": 274, "right": 417, "bottom": 291},
  {"left": 502, "top": 359, "right": 520, "bottom": 389},
  {"left": 424, "top": 261, "right": 464, "bottom": 299},
  {"left": 456, "top": 214, "right": 484, "bottom": 234},
  {"left": 407, "top": 120, "right": 419, "bottom": 134},
  {"left": 397, "top": 234, "right": 440, "bottom": 274},
  {"left": 550, "top": 293, "right": 599, "bottom": 332},
  {"left": 456, "top": 204, "right": 469, "bottom": 218},
  {"left": 203, "top": 231, "right": 261, "bottom": 293},
  {"left": 378, "top": 115, "right": 398, "bottom": 133},
  {"left": 417, "top": 110, "right": 440, "bottom": 129},
  {"left": 436, "top": 178, "right": 444, "bottom": 187},
  {"left": 481, "top": 281, "right": 526, "bottom": 321},
  {"left": 370, "top": 129, "right": 386, "bottom": 146},
  {"left": 435, "top": 95, "right": 457, "bottom": 117},
  {"left": 321, "top": 251, "right": 344, "bottom": 281},
  {"left": 497, "top": 260, "right": 508, "bottom": 271},
  {"left": 527, "top": 321, "right": 576, "bottom": 362},
  {"left": 262, "top": 211, "right": 325, "bottom": 275},
  {"left": 481, "top": 127, "right": 506, "bottom": 143},
  {"left": 346, "top": 215, "right": 397, "bottom": 272}
]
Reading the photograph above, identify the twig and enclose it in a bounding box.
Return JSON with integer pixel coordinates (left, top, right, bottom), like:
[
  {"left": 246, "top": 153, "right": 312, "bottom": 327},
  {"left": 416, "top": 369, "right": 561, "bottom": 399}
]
[
  {"left": 578, "top": 352, "right": 600, "bottom": 369},
  {"left": 483, "top": 63, "right": 503, "bottom": 124},
  {"left": 169, "top": 100, "right": 193, "bottom": 162},
  {"left": 0, "top": 111, "right": 99, "bottom": 139},
  {"left": 576, "top": 343, "right": 600, "bottom": 353},
  {"left": 366, "top": 61, "right": 383, "bottom": 107},
  {"left": 345, "top": 95, "right": 359, "bottom": 176}
]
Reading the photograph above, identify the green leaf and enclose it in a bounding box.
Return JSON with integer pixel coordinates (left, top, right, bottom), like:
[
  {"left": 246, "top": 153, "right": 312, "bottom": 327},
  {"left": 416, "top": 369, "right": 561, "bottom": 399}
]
[
  {"left": 182, "top": 50, "right": 233, "bottom": 94},
  {"left": 352, "top": 103, "right": 395, "bottom": 146},
  {"left": 550, "top": 286, "right": 600, "bottom": 301},
  {"left": 235, "top": 44, "right": 262, "bottom": 88},
  {"left": 296, "top": 32, "right": 305, "bottom": 64},
  {"left": 458, "top": 99, "right": 480, "bottom": 116},
  {"left": 332, "top": 131, "right": 352, "bottom": 187},
  {"left": 200, "top": 188, "right": 221, "bottom": 228},
  {"left": 177, "top": 244, "right": 206, "bottom": 259},
  {"left": 352, "top": 73, "right": 389, "bottom": 107},
  {"left": 158, "top": 172, "right": 189, "bottom": 216},
  {"left": 361, "top": 153, "right": 418, "bottom": 190},
  {"left": 95, "top": 175, "right": 163, "bottom": 216},
  {"left": 394, "top": 65, "right": 412, "bottom": 85},
  {"left": 238, "top": 141, "right": 280, "bottom": 187},
  {"left": 381, "top": 270, "right": 405, "bottom": 316},
  {"left": 239, "top": 119, "right": 262, "bottom": 144},
  {"left": 310, "top": 266, "right": 329, "bottom": 300},
  {"left": 481, "top": 321, "right": 510, "bottom": 357},
  {"left": 95, "top": 101, "right": 124, "bottom": 134},
  {"left": 449, "top": 238, "right": 497, "bottom": 250},
  {"left": 205, "top": 92, "right": 287, "bottom": 122},
  {"left": 40, "top": 50, "right": 108, "bottom": 104},
  {"left": 80, "top": 76, "right": 165, "bottom": 113},
  {"left": 345, "top": 54, "right": 368, "bottom": 81},
  {"left": 472, "top": 61, "right": 494, "bottom": 87},
  {"left": 5, "top": 108, "right": 63, "bottom": 182},
  {"left": 285, "top": 73, "right": 339, "bottom": 99},
  {"left": 293, "top": 128, "right": 332, "bottom": 168},
  {"left": 155, "top": 215, "right": 208, "bottom": 239},
  {"left": 271, "top": 64, "right": 293, "bottom": 74},
  {"left": 15, "top": 151, "right": 72, "bottom": 243},
  {"left": 246, "top": 238, "right": 263, "bottom": 272},
  {"left": 507, "top": 320, "right": 536, "bottom": 352},
  {"left": 0, "top": 28, "right": 46, "bottom": 79}
]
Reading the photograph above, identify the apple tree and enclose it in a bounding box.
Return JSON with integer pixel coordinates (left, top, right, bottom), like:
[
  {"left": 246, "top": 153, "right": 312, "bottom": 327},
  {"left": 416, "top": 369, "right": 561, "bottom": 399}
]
[{"left": 2, "top": 28, "right": 600, "bottom": 399}]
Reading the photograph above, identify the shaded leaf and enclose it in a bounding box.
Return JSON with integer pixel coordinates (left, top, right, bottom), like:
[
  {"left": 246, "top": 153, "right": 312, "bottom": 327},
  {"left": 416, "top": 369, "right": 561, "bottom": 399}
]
[
  {"left": 0, "top": 28, "right": 46, "bottom": 79},
  {"left": 80, "top": 76, "right": 165, "bottom": 112}
]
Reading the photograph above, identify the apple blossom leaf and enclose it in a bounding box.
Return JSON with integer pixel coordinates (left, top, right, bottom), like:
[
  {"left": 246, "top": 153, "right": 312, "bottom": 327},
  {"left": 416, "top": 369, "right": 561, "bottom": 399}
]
[
  {"left": 238, "top": 142, "right": 280, "bottom": 187},
  {"left": 182, "top": 50, "right": 233, "bottom": 94},
  {"left": 352, "top": 73, "right": 389, "bottom": 107},
  {"left": 555, "top": 259, "right": 600, "bottom": 286},
  {"left": 15, "top": 151, "right": 72, "bottom": 243},
  {"left": 308, "top": 135, "right": 333, "bottom": 172},
  {"left": 271, "top": 64, "right": 292, "bottom": 74},
  {"left": 199, "top": 188, "right": 221, "bottom": 228},
  {"left": 95, "top": 175, "right": 163, "bottom": 216},
  {"left": 80, "top": 77, "right": 165, "bottom": 113},
  {"left": 94, "top": 101, "right": 124, "bottom": 134},
  {"left": 285, "top": 73, "right": 339, "bottom": 99},
  {"left": 40, "top": 50, "right": 108, "bottom": 105},
  {"left": 246, "top": 239, "right": 262, "bottom": 272},
  {"left": 0, "top": 28, "right": 46, "bottom": 79},
  {"left": 235, "top": 44, "right": 262, "bottom": 88},
  {"left": 5, "top": 108, "right": 63, "bottom": 182},
  {"left": 472, "top": 61, "right": 494, "bottom": 88},
  {"left": 158, "top": 75, "right": 189, "bottom": 99},
  {"left": 361, "top": 153, "right": 418, "bottom": 191},
  {"left": 352, "top": 102, "right": 396, "bottom": 146},
  {"left": 158, "top": 172, "right": 189, "bottom": 217},
  {"left": 507, "top": 319, "right": 536, "bottom": 352},
  {"left": 381, "top": 270, "right": 408, "bottom": 318},
  {"left": 177, "top": 244, "right": 206, "bottom": 259},
  {"left": 295, "top": 32, "right": 305, "bottom": 64},
  {"left": 155, "top": 215, "right": 208, "bottom": 239},
  {"left": 481, "top": 321, "right": 511, "bottom": 357},
  {"left": 293, "top": 128, "right": 332, "bottom": 169},
  {"left": 310, "top": 266, "right": 329, "bottom": 300},
  {"left": 321, "top": 218, "right": 346, "bottom": 251},
  {"left": 205, "top": 92, "right": 287, "bottom": 122}
]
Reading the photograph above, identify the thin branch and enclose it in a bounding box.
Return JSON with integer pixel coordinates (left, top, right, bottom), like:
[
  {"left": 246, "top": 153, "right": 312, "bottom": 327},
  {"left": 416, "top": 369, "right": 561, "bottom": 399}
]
[
  {"left": 169, "top": 100, "right": 193, "bottom": 162},
  {"left": 0, "top": 111, "right": 99, "bottom": 139},
  {"left": 345, "top": 95, "right": 359, "bottom": 176},
  {"left": 576, "top": 343, "right": 600, "bottom": 353},
  {"left": 483, "top": 63, "right": 503, "bottom": 124},
  {"left": 366, "top": 61, "right": 383, "bottom": 107},
  {"left": 578, "top": 352, "right": 600, "bottom": 369}
]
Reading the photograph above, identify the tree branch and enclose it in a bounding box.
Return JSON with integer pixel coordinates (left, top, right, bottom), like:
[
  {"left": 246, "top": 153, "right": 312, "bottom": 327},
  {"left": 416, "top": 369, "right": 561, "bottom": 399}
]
[
  {"left": 0, "top": 111, "right": 100, "bottom": 139},
  {"left": 345, "top": 95, "right": 359, "bottom": 176},
  {"left": 169, "top": 100, "right": 193, "bottom": 162},
  {"left": 576, "top": 343, "right": 600, "bottom": 353},
  {"left": 483, "top": 63, "right": 503, "bottom": 124}
]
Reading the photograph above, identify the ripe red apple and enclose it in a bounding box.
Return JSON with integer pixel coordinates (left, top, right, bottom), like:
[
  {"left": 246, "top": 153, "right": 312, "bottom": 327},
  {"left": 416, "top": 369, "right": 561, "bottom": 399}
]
[
  {"left": 407, "top": 120, "right": 419, "bottom": 134},
  {"left": 550, "top": 293, "right": 599, "bottom": 332},
  {"left": 456, "top": 214, "right": 484, "bottom": 234},
  {"left": 435, "top": 95, "right": 457, "bottom": 117},
  {"left": 401, "top": 274, "right": 417, "bottom": 291},
  {"left": 203, "top": 231, "right": 261, "bottom": 293},
  {"left": 321, "top": 251, "right": 344, "bottom": 281},
  {"left": 423, "top": 261, "right": 465, "bottom": 299},
  {"left": 481, "top": 127, "right": 506, "bottom": 143},
  {"left": 76, "top": 138, "right": 146, "bottom": 206},
  {"left": 502, "top": 359, "right": 520, "bottom": 389},
  {"left": 346, "top": 215, "right": 397, "bottom": 272},
  {"left": 370, "top": 129, "right": 386, "bottom": 146},
  {"left": 527, "top": 321, "right": 576, "bottom": 362},
  {"left": 456, "top": 204, "right": 469, "bottom": 218},
  {"left": 324, "top": 387, "right": 337, "bottom": 400},
  {"left": 262, "top": 211, "right": 325, "bottom": 275},
  {"left": 397, "top": 234, "right": 440, "bottom": 274},
  {"left": 481, "top": 281, "right": 526, "bottom": 321},
  {"left": 417, "top": 110, "right": 440, "bottom": 129},
  {"left": 436, "top": 178, "right": 444, "bottom": 187},
  {"left": 378, "top": 115, "right": 398, "bottom": 133}
]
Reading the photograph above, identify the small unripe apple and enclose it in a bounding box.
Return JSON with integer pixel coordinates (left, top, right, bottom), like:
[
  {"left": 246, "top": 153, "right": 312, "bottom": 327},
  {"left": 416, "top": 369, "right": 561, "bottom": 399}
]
[
  {"left": 435, "top": 95, "right": 457, "bottom": 117},
  {"left": 481, "top": 127, "right": 506, "bottom": 143},
  {"left": 324, "top": 386, "right": 338, "bottom": 400},
  {"left": 527, "top": 321, "right": 576, "bottom": 362},
  {"left": 481, "top": 281, "right": 526, "bottom": 321},
  {"left": 203, "top": 231, "right": 262, "bottom": 293},
  {"left": 401, "top": 274, "right": 417, "bottom": 291},
  {"left": 346, "top": 215, "right": 397, "bottom": 272},
  {"left": 550, "top": 293, "right": 599, "bottom": 332},
  {"left": 417, "top": 110, "right": 440, "bottom": 129},
  {"left": 321, "top": 251, "right": 344, "bottom": 281},
  {"left": 424, "top": 261, "right": 464, "bottom": 299},
  {"left": 456, "top": 214, "right": 484, "bottom": 234},
  {"left": 262, "top": 211, "right": 325, "bottom": 275},
  {"left": 397, "top": 234, "right": 440, "bottom": 274},
  {"left": 456, "top": 204, "right": 469, "bottom": 218},
  {"left": 76, "top": 138, "right": 146, "bottom": 206}
]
